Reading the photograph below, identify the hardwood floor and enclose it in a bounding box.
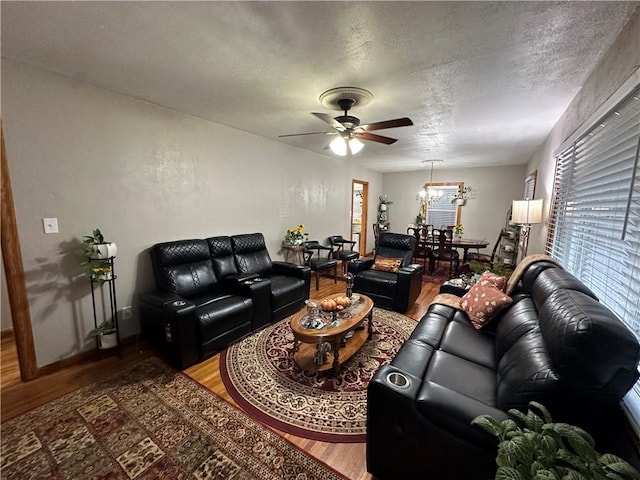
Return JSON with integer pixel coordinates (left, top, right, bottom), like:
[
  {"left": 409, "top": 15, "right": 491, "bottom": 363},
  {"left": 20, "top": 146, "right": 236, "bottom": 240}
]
[{"left": 0, "top": 276, "right": 439, "bottom": 480}]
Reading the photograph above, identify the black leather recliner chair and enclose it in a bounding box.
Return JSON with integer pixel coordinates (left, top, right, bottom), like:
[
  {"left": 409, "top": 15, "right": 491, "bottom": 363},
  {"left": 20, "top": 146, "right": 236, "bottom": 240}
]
[
  {"left": 139, "top": 239, "right": 255, "bottom": 369},
  {"left": 139, "top": 233, "right": 311, "bottom": 369},
  {"left": 348, "top": 232, "right": 423, "bottom": 312},
  {"left": 230, "top": 233, "right": 311, "bottom": 323}
]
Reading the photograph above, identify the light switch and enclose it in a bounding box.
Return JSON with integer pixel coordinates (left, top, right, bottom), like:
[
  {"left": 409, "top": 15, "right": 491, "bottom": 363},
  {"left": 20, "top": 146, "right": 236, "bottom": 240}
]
[{"left": 43, "top": 218, "right": 59, "bottom": 234}]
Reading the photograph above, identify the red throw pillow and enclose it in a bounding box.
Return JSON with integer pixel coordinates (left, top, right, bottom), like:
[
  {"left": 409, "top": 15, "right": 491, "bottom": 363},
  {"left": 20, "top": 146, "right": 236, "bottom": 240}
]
[
  {"left": 460, "top": 280, "right": 513, "bottom": 329},
  {"left": 370, "top": 256, "right": 402, "bottom": 273},
  {"left": 478, "top": 271, "right": 507, "bottom": 291}
]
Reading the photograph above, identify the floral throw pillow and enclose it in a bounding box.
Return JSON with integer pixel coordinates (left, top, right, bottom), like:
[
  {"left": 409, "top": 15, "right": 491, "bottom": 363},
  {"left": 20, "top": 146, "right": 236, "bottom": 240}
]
[
  {"left": 460, "top": 278, "right": 513, "bottom": 329},
  {"left": 371, "top": 256, "right": 402, "bottom": 273},
  {"left": 478, "top": 270, "right": 507, "bottom": 291}
]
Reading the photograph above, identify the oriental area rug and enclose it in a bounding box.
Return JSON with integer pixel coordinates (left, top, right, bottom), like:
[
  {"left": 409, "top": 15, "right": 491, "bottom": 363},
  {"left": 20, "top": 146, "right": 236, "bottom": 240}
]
[
  {"left": 422, "top": 264, "right": 455, "bottom": 284},
  {"left": 0, "top": 357, "right": 346, "bottom": 480},
  {"left": 220, "top": 308, "right": 417, "bottom": 442}
]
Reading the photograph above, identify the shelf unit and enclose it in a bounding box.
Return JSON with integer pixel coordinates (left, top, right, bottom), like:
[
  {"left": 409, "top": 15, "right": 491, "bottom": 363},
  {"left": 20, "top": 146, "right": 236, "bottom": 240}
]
[
  {"left": 89, "top": 256, "right": 121, "bottom": 355},
  {"left": 495, "top": 226, "right": 519, "bottom": 269}
]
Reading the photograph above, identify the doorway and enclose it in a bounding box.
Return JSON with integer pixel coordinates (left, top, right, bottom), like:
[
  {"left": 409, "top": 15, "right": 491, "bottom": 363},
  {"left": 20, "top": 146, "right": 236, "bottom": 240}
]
[{"left": 351, "top": 180, "right": 368, "bottom": 255}]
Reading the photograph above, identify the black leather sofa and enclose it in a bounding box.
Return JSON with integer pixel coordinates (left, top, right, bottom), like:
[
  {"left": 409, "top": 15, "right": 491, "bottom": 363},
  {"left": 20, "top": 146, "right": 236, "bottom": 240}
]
[
  {"left": 139, "top": 233, "right": 311, "bottom": 369},
  {"left": 367, "top": 260, "right": 640, "bottom": 479},
  {"left": 347, "top": 232, "right": 423, "bottom": 312}
]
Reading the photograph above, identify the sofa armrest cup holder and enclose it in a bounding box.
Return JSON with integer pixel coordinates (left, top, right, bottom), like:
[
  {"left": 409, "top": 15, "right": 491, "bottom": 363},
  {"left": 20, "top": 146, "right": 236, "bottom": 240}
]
[{"left": 386, "top": 371, "right": 411, "bottom": 389}]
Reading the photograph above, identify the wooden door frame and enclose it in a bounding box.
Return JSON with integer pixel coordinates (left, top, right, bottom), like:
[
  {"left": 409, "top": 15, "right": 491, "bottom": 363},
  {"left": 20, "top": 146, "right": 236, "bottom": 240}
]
[
  {"left": 1, "top": 123, "right": 39, "bottom": 380},
  {"left": 351, "top": 179, "right": 369, "bottom": 255}
]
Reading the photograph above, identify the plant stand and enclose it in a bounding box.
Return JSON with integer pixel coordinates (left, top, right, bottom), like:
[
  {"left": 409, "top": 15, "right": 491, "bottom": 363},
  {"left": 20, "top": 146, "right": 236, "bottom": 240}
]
[{"left": 89, "top": 256, "right": 121, "bottom": 357}]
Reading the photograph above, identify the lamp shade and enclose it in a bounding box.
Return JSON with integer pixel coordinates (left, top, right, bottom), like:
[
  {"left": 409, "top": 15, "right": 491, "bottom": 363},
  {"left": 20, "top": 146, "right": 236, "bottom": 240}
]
[{"left": 512, "top": 199, "right": 543, "bottom": 224}]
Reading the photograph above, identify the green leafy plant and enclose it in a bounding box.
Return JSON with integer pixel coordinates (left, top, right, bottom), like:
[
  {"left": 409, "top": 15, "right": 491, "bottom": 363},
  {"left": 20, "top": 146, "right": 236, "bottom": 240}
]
[
  {"left": 415, "top": 212, "right": 425, "bottom": 225},
  {"left": 468, "top": 259, "right": 511, "bottom": 277},
  {"left": 283, "top": 224, "right": 308, "bottom": 246},
  {"left": 472, "top": 401, "right": 640, "bottom": 480},
  {"left": 87, "top": 320, "right": 115, "bottom": 339},
  {"left": 76, "top": 228, "right": 112, "bottom": 285},
  {"left": 451, "top": 186, "right": 474, "bottom": 204},
  {"left": 378, "top": 195, "right": 393, "bottom": 208}
]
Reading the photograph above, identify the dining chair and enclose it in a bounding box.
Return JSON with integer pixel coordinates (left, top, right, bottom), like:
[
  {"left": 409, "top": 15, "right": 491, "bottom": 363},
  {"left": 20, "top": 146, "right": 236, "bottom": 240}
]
[
  {"left": 429, "top": 228, "right": 459, "bottom": 276},
  {"left": 302, "top": 240, "right": 338, "bottom": 290},
  {"left": 328, "top": 235, "right": 359, "bottom": 274},
  {"left": 407, "top": 225, "right": 432, "bottom": 268}
]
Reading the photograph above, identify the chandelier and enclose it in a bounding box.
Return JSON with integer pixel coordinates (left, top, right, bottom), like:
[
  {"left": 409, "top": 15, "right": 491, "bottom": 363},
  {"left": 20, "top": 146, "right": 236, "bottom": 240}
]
[{"left": 417, "top": 160, "right": 444, "bottom": 206}]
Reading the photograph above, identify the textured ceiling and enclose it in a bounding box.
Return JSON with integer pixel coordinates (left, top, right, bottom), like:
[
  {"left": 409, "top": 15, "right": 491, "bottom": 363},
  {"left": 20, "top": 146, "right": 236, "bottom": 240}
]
[{"left": 2, "top": 1, "right": 637, "bottom": 172}]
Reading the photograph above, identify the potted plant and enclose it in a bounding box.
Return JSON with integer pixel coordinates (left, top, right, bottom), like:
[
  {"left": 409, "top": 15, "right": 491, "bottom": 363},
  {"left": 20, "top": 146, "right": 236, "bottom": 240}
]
[
  {"left": 472, "top": 401, "right": 640, "bottom": 480},
  {"left": 453, "top": 223, "right": 464, "bottom": 239},
  {"left": 77, "top": 228, "right": 117, "bottom": 286},
  {"left": 415, "top": 212, "right": 425, "bottom": 225},
  {"left": 87, "top": 320, "right": 118, "bottom": 349},
  {"left": 451, "top": 186, "right": 474, "bottom": 205},
  {"left": 283, "top": 224, "right": 309, "bottom": 246}
]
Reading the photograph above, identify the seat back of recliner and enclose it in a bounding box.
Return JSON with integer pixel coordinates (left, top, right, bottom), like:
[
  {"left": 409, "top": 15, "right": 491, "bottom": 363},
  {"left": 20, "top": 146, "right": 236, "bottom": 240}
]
[
  {"left": 537, "top": 286, "right": 640, "bottom": 412},
  {"left": 375, "top": 232, "right": 416, "bottom": 266},
  {"left": 150, "top": 239, "right": 218, "bottom": 298},
  {"left": 231, "top": 233, "right": 274, "bottom": 276},
  {"left": 207, "top": 236, "right": 239, "bottom": 279}
]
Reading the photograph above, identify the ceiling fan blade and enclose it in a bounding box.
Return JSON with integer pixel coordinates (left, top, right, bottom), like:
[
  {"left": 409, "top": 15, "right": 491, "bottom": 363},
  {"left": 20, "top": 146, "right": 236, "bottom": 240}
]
[
  {"left": 359, "top": 117, "right": 413, "bottom": 131},
  {"left": 278, "top": 132, "right": 332, "bottom": 138},
  {"left": 312, "top": 112, "right": 346, "bottom": 131},
  {"left": 354, "top": 132, "right": 398, "bottom": 145}
]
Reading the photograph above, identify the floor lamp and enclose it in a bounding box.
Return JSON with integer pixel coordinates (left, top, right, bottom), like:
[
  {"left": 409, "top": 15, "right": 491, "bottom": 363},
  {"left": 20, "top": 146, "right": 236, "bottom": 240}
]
[{"left": 511, "top": 199, "right": 543, "bottom": 260}]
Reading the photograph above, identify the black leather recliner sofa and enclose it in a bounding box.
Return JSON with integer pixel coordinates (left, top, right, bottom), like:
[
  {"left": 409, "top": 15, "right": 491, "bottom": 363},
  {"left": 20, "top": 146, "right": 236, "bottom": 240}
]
[
  {"left": 367, "top": 260, "right": 640, "bottom": 479},
  {"left": 347, "top": 232, "right": 423, "bottom": 312},
  {"left": 139, "top": 233, "right": 310, "bottom": 369}
]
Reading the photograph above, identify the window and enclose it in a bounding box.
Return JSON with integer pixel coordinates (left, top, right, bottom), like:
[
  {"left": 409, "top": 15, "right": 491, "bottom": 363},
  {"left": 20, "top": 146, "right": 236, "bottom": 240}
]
[
  {"left": 547, "top": 84, "right": 640, "bottom": 431},
  {"left": 424, "top": 184, "right": 460, "bottom": 227}
]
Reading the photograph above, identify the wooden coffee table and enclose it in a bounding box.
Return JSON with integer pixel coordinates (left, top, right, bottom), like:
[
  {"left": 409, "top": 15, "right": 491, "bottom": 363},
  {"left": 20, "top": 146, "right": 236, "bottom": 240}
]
[{"left": 290, "top": 293, "right": 374, "bottom": 375}]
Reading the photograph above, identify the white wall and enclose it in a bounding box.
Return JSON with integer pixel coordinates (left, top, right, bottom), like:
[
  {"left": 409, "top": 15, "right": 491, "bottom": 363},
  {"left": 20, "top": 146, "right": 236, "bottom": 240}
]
[
  {"left": 382, "top": 165, "right": 527, "bottom": 246},
  {"left": 2, "top": 60, "right": 383, "bottom": 367},
  {"left": 526, "top": 8, "right": 640, "bottom": 254}
]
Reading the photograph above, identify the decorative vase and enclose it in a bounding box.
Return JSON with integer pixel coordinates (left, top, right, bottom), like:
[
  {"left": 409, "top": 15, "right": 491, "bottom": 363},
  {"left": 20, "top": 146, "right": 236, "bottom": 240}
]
[
  {"left": 98, "top": 331, "right": 118, "bottom": 349},
  {"left": 456, "top": 199, "right": 466, "bottom": 206},
  {"left": 92, "top": 242, "right": 117, "bottom": 259}
]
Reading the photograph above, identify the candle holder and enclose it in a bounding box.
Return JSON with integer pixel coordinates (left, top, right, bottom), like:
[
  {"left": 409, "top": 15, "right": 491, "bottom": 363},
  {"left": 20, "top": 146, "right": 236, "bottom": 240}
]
[{"left": 344, "top": 272, "right": 354, "bottom": 298}]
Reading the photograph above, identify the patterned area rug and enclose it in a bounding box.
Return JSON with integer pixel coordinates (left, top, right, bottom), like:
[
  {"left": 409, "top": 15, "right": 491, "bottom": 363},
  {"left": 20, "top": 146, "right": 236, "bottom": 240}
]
[
  {"left": 0, "top": 357, "right": 346, "bottom": 480},
  {"left": 220, "top": 308, "right": 417, "bottom": 442},
  {"left": 422, "top": 264, "right": 455, "bottom": 284}
]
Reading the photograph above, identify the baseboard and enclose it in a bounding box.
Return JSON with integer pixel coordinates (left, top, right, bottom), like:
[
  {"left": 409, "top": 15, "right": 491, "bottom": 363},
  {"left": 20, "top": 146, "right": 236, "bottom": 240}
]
[{"left": 37, "top": 334, "right": 145, "bottom": 377}]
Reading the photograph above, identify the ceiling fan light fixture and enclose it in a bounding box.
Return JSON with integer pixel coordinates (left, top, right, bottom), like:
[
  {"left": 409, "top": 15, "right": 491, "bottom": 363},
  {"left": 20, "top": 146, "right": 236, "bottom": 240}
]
[{"left": 329, "top": 136, "right": 364, "bottom": 156}]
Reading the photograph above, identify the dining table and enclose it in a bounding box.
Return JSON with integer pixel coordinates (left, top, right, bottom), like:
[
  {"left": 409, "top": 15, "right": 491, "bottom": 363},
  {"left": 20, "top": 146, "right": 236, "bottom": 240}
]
[{"left": 417, "top": 236, "right": 490, "bottom": 264}]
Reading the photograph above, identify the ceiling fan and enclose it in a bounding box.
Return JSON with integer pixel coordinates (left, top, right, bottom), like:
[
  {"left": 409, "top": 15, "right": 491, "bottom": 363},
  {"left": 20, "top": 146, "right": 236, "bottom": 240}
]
[{"left": 279, "top": 87, "right": 413, "bottom": 156}]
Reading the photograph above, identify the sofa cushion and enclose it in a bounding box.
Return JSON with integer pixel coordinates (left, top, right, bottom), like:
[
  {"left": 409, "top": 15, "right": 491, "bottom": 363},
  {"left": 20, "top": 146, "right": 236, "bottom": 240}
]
[
  {"left": 420, "top": 350, "right": 497, "bottom": 411},
  {"left": 269, "top": 274, "right": 306, "bottom": 309},
  {"left": 496, "top": 328, "right": 559, "bottom": 410},
  {"left": 538, "top": 289, "right": 640, "bottom": 407},
  {"left": 231, "top": 233, "right": 274, "bottom": 276},
  {"left": 460, "top": 280, "right": 513, "bottom": 329},
  {"left": 197, "top": 295, "right": 253, "bottom": 339},
  {"left": 530, "top": 267, "right": 598, "bottom": 305},
  {"left": 353, "top": 269, "right": 398, "bottom": 297},
  {"left": 151, "top": 239, "right": 218, "bottom": 298},
  {"left": 410, "top": 304, "right": 451, "bottom": 348},
  {"left": 371, "top": 256, "right": 402, "bottom": 273},
  {"left": 207, "top": 236, "right": 239, "bottom": 279},
  {"left": 494, "top": 297, "right": 539, "bottom": 361},
  {"left": 391, "top": 339, "right": 436, "bottom": 378},
  {"left": 440, "top": 319, "right": 496, "bottom": 370}
]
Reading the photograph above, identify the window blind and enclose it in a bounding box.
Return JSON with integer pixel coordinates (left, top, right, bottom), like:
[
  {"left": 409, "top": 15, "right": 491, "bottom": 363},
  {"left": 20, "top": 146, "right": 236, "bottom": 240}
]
[
  {"left": 425, "top": 185, "right": 459, "bottom": 228},
  {"left": 547, "top": 85, "right": 640, "bottom": 430}
]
